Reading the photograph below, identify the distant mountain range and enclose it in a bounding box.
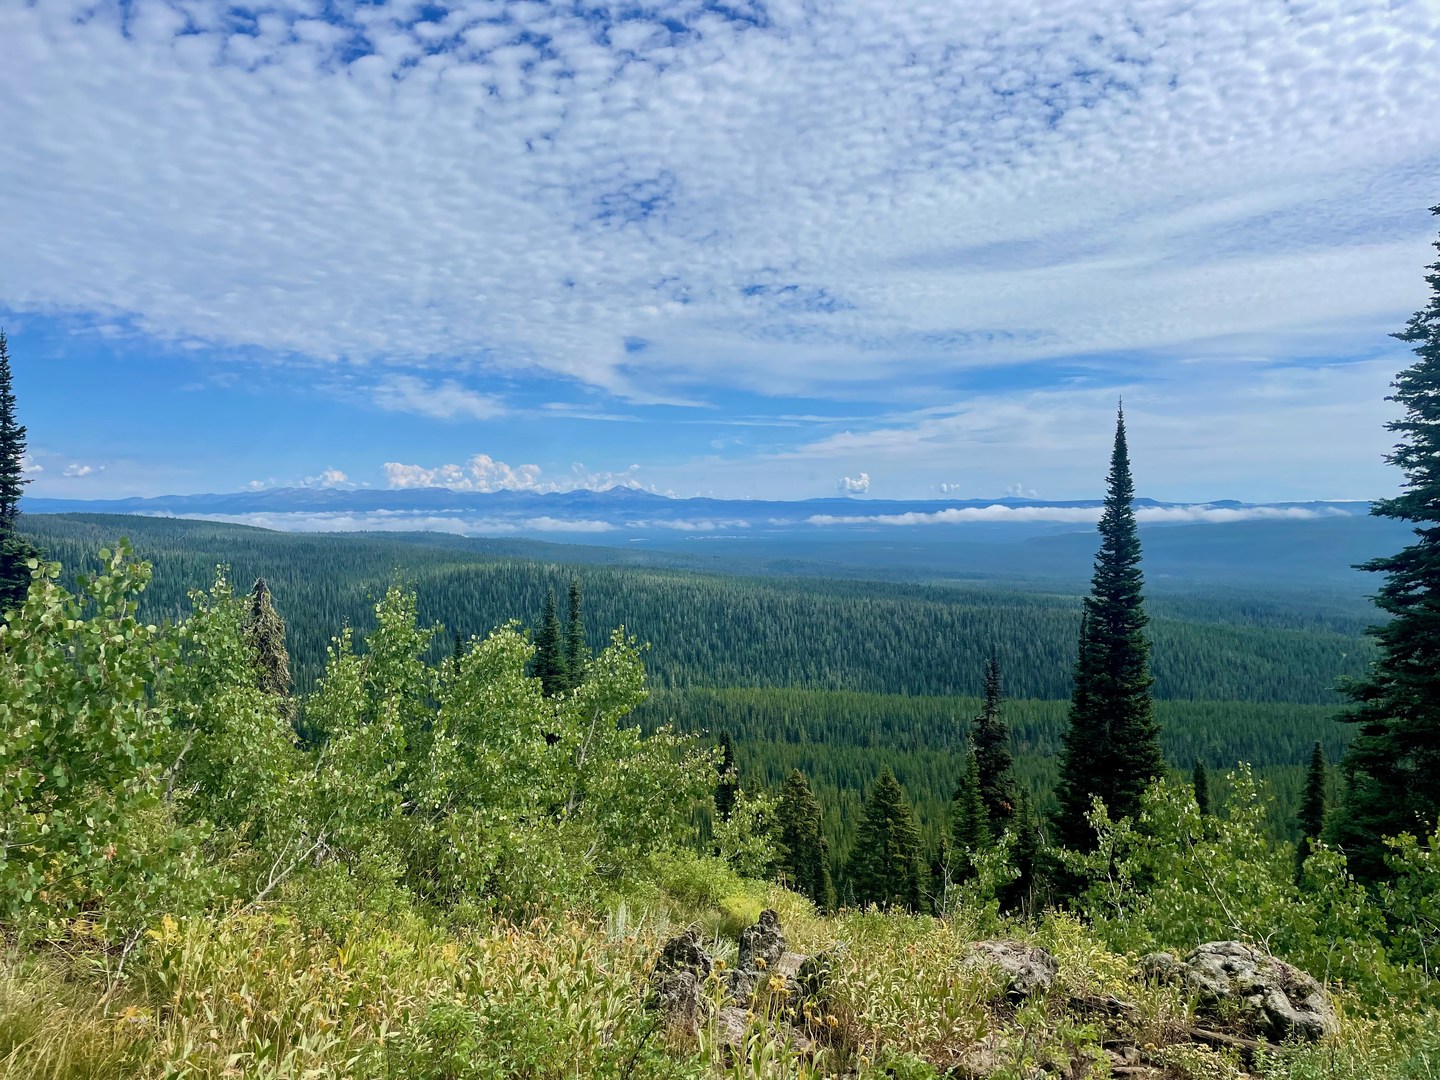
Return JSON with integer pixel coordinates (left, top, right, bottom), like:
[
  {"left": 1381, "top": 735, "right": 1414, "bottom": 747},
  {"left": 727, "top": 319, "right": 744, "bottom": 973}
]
[
  {"left": 22, "top": 485, "right": 1373, "bottom": 537},
  {"left": 23, "top": 488, "right": 1405, "bottom": 591}
]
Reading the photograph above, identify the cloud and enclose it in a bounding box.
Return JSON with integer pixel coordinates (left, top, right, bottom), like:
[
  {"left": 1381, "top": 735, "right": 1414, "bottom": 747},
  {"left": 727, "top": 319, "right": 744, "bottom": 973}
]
[
  {"left": 382, "top": 453, "right": 642, "bottom": 494},
  {"left": 20, "top": 455, "right": 42, "bottom": 474},
  {"left": 0, "top": 0, "right": 1436, "bottom": 409},
  {"left": 302, "top": 467, "right": 351, "bottom": 489},
  {"left": 807, "top": 504, "right": 1352, "bottom": 527},
  {"left": 837, "top": 472, "right": 871, "bottom": 494},
  {"left": 155, "top": 511, "right": 615, "bottom": 536},
  {"left": 370, "top": 375, "right": 505, "bottom": 421},
  {"left": 62, "top": 463, "right": 102, "bottom": 478}
]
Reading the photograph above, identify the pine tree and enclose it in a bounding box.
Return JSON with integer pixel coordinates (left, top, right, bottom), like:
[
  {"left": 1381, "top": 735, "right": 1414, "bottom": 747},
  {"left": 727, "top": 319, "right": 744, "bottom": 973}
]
[
  {"left": 778, "top": 768, "right": 834, "bottom": 911},
  {"left": 0, "top": 329, "right": 40, "bottom": 615},
  {"left": 950, "top": 751, "right": 990, "bottom": 881},
  {"left": 532, "top": 586, "right": 568, "bottom": 695},
  {"left": 1193, "top": 759, "right": 1211, "bottom": 816},
  {"left": 244, "top": 579, "right": 293, "bottom": 708},
  {"left": 846, "top": 767, "right": 923, "bottom": 911},
  {"left": 1334, "top": 206, "right": 1440, "bottom": 883},
  {"left": 564, "top": 576, "right": 588, "bottom": 689},
  {"left": 972, "top": 648, "right": 1017, "bottom": 826},
  {"left": 1053, "top": 405, "right": 1162, "bottom": 853},
  {"left": 1000, "top": 789, "right": 1044, "bottom": 916},
  {"left": 714, "top": 733, "right": 740, "bottom": 822},
  {"left": 1297, "top": 741, "right": 1328, "bottom": 883}
]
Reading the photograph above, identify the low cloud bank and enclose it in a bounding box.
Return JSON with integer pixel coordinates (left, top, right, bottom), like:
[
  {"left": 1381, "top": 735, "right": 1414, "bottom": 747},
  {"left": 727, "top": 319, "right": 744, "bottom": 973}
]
[{"left": 807, "top": 504, "right": 1354, "bottom": 527}]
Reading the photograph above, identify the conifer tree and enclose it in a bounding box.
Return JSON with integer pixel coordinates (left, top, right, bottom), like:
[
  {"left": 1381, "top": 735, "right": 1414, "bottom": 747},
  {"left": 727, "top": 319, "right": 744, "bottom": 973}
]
[
  {"left": 1297, "top": 741, "right": 1328, "bottom": 883},
  {"left": 972, "top": 648, "right": 1017, "bottom": 825},
  {"left": 1001, "top": 789, "right": 1044, "bottom": 915},
  {"left": 0, "top": 329, "right": 40, "bottom": 615},
  {"left": 846, "top": 767, "right": 923, "bottom": 911},
  {"left": 531, "top": 586, "right": 568, "bottom": 695},
  {"left": 714, "top": 733, "right": 740, "bottom": 822},
  {"left": 778, "top": 768, "right": 834, "bottom": 911},
  {"left": 1334, "top": 205, "right": 1440, "bottom": 882},
  {"left": 244, "top": 578, "right": 293, "bottom": 707},
  {"left": 950, "top": 752, "right": 990, "bottom": 881},
  {"left": 564, "top": 576, "right": 588, "bottom": 689},
  {"left": 1193, "top": 759, "right": 1211, "bottom": 816},
  {"left": 1053, "top": 405, "right": 1162, "bottom": 853}
]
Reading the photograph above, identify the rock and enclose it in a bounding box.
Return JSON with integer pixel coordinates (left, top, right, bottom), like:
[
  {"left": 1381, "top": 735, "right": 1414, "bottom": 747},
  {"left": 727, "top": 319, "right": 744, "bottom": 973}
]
[
  {"left": 796, "top": 948, "right": 836, "bottom": 1001},
  {"left": 651, "top": 927, "right": 713, "bottom": 1030},
  {"left": 737, "top": 909, "right": 786, "bottom": 972},
  {"left": 963, "top": 940, "right": 1059, "bottom": 1000},
  {"left": 1144, "top": 941, "right": 1337, "bottom": 1042}
]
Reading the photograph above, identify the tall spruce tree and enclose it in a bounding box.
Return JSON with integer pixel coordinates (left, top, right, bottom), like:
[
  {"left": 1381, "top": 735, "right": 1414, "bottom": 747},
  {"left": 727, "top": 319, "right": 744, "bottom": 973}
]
[
  {"left": 714, "top": 733, "right": 740, "bottom": 822},
  {"left": 846, "top": 767, "right": 923, "bottom": 911},
  {"left": 1297, "top": 741, "right": 1328, "bottom": 884},
  {"left": 950, "top": 751, "right": 991, "bottom": 882},
  {"left": 1000, "top": 789, "right": 1044, "bottom": 915},
  {"left": 564, "top": 576, "right": 588, "bottom": 689},
  {"left": 1334, "top": 205, "right": 1440, "bottom": 883},
  {"left": 1192, "top": 759, "right": 1212, "bottom": 816},
  {"left": 244, "top": 578, "right": 293, "bottom": 707},
  {"left": 778, "top": 768, "right": 834, "bottom": 911},
  {"left": 532, "top": 586, "right": 568, "bottom": 695},
  {"left": 1053, "top": 405, "right": 1162, "bottom": 853},
  {"left": 0, "top": 329, "right": 40, "bottom": 615},
  {"left": 972, "top": 648, "right": 1017, "bottom": 825}
]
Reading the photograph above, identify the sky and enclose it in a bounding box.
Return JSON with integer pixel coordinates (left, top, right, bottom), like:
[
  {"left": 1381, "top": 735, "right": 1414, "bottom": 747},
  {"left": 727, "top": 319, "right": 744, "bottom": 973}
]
[{"left": 4, "top": 0, "right": 1439, "bottom": 504}]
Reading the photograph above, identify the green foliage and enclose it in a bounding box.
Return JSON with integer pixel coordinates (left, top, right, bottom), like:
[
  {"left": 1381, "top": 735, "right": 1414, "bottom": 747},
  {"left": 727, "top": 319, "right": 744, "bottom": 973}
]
[
  {"left": 24, "top": 513, "right": 1375, "bottom": 706},
  {"left": 1298, "top": 742, "right": 1328, "bottom": 884},
  {"left": 777, "top": 769, "right": 834, "bottom": 912},
  {"left": 1070, "top": 771, "right": 1416, "bottom": 1002},
  {"left": 0, "top": 544, "right": 190, "bottom": 936},
  {"left": 713, "top": 787, "right": 782, "bottom": 881},
  {"left": 245, "top": 576, "right": 293, "bottom": 706},
  {"left": 1055, "top": 406, "right": 1163, "bottom": 854},
  {"left": 565, "top": 574, "right": 589, "bottom": 690},
  {"left": 531, "top": 584, "right": 569, "bottom": 696},
  {"left": 846, "top": 768, "right": 923, "bottom": 912},
  {"left": 971, "top": 649, "right": 1017, "bottom": 826},
  {"left": 0, "top": 330, "right": 40, "bottom": 618},
  {"left": 949, "top": 752, "right": 991, "bottom": 879},
  {"left": 1336, "top": 204, "right": 1440, "bottom": 883},
  {"left": 714, "top": 732, "right": 739, "bottom": 822},
  {"left": 1193, "top": 758, "right": 1211, "bottom": 816}
]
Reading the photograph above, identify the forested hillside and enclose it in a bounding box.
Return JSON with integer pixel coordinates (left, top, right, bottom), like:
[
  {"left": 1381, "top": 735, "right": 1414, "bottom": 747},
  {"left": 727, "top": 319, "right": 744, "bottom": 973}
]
[
  {"left": 24, "top": 514, "right": 1373, "bottom": 704},
  {"left": 20, "top": 512, "right": 1367, "bottom": 857}
]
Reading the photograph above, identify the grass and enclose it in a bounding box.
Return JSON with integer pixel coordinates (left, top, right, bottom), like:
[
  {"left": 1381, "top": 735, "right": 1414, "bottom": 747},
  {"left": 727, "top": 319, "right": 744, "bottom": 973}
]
[{"left": 1, "top": 873, "right": 1437, "bottom": 1080}]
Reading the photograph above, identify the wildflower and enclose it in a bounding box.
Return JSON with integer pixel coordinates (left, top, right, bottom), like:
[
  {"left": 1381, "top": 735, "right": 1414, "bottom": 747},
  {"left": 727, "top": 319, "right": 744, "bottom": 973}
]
[
  {"left": 767, "top": 974, "right": 789, "bottom": 994},
  {"left": 755, "top": 957, "right": 767, "bottom": 970}
]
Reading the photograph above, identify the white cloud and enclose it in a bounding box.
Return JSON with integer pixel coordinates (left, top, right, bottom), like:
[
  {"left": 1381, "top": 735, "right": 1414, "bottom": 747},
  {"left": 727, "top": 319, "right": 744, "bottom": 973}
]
[
  {"left": 0, "top": 0, "right": 1435, "bottom": 407},
  {"left": 156, "top": 511, "right": 615, "bottom": 536},
  {"left": 837, "top": 472, "right": 871, "bottom": 494},
  {"left": 20, "top": 455, "right": 42, "bottom": 474},
  {"left": 382, "top": 453, "right": 642, "bottom": 494},
  {"left": 302, "top": 467, "right": 351, "bottom": 489},
  {"left": 62, "top": 463, "right": 102, "bottom": 478},
  {"left": 807, "top": 504, "right": 1352, "bottom": 527},
  {"left": 370, "top": 375, "right": 505, "bottom": 421}
]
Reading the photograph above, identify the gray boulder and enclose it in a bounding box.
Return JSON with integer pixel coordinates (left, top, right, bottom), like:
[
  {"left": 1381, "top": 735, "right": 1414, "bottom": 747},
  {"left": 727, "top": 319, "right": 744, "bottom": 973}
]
[
  {"left": 962, "top": 940, "right": 1059, "bottom": 1000},
  {"left": 1144, "top": 941, "right": 1337, "bottom": 1042},
  {"left": 651, "top": 927, "right": 713, "bottom": 1029},
  {"left": 738, "top": 909, "right": 787, "bottom": 971}
]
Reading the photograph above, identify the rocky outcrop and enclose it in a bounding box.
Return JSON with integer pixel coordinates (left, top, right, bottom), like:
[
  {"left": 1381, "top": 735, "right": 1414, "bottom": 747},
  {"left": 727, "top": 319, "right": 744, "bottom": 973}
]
[
  {"left": 1141, "top": 941, "right": 1337, "bottom": 1042},
  {"left": 650, "top": 926, "right": 713, "bottom": 1031},
  {"left": 651, "top": 912, "right": 829, "bottom": 1053},
  {"left": 963, "top": 940, "right": 1059, "bottom": 1001}
]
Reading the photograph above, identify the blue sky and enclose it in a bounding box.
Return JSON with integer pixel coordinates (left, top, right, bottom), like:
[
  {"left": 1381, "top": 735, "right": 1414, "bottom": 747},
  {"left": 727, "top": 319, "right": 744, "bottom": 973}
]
[{"left": 4, "top": 0, "right": 1439, "bottom": 503}]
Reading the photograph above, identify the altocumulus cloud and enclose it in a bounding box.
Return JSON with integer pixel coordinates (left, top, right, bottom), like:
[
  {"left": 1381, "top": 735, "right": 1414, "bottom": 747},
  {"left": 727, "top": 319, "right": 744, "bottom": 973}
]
[{"left": 1, "top": 0, "right": 1437, "bottom": 410}]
